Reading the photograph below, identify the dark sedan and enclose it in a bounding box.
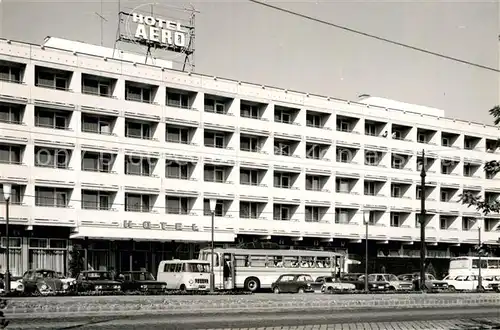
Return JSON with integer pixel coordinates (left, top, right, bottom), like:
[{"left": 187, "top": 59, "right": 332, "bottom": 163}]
[
  {"left": 341, "top": 273, "right": 390, "bottom": 292},
  {"left": 21, "top": 269, "right": 70, "bottom": 296},
  {"left": 117, "top": 271, "right": 167, "bottom": 294},
  {"left": 271, "top": 274, "right": 315, "bottom": 294},
  {"left": 398, "top": 273, "right": 448, "bottom": 292},
  {"left": 76, "top": 271, "right": 122, "bottom": 294}
]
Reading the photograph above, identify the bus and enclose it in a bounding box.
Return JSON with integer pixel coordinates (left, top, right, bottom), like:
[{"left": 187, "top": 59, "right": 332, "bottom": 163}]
[
  {"left": 449, "top": 256, "right": 500, "bottom": 277},
  {"left": 156, "top": 259, "right": 210, "bottom": 291},
  {"left": 198, "top": 248, "right": 348, "bottom": 292}
]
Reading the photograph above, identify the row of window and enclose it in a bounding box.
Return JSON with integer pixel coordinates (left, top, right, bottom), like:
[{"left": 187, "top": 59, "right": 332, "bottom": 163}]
[{"left": 0, "top": 62, "right": 497, "bottom": 152}]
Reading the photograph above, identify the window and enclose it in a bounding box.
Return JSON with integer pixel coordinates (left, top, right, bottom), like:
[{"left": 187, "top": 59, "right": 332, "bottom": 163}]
[
  {"left": 0, "top": 105, "right": 21, "bottom": 124},
  {"left": 240, "top": 136, "right": 260, "bottom": 152},
  {"left": 392, "top": 130, "right": 402, "bottom": 140},
  {"left": 0, "top": 145, "right": 21, "bottom": 164},
  {"left": 35, "top": 148, "right": 69, "bottom": 169},
  {"left": 441, "top": 191, "right": 449, "bottom": 202},
  {"left": 306, "top": 176, "right": 321, "bottom": 191},
  {"left": 125, "top": 194, "right": 150, "bottom": 212},
  {"left": 462, "top": 218, "right": 473, "bottom": 231},
  {"left": 442, "top": 137, "right": 450, "bottom": 147},
  {"left": 81, "top": 190, "right": 111, "bottom": 210},
  {"left": 125, "top": 157, "right": 153, "bottom": 176},
  {"left": 126, "top": 85, "right": 152, "bottom": 103},
  {"left": 275, "top": 110, "right": 292, "bottom": 124},
  {"left": 166, "top": 162, "right": 189, "bottom": 179},
  {"left": 241, "top": 104, "right": 259, "bottom": 119},
  {"left": 364, "top": 182, "right": 376, "bottom": 196},
  {"left": 166, "top": 126, "right": 189, "bottom": 144},
  {"left": 365, "top": 152, "right": 377, "bottom": 166},
  {"left": 336, "top": 179, "right": 350, "bottom": 193},
  {"left": 204, "top": 132, "right": 225, "bottom": 148},
  {"left": 336, "top": 149, "right": 350, "bottom": 163},
  {"left": 203, "top": 199, "right": 224, "bottom": 216},
  {"left": 274, "top": 173, "right": 291, "bottom": 188},
  {"left": 126, "top": 121, "right": 151, "bottom": 139},
  {"left": 167, "top": 92, "right": 190, "bottom": 108},
  {"left": 335, "top": 209, "right": 349, "bottom": 224},
  {"left": 306, "top": 114, "right": 321, "bottom": 128},
  {"left": 305, "top": 206, "right": 320, "bottom": 222},
  {"left": 240, "top": 169, "right": 259, "bottom": 185},
  {"left": 416, "top": 188, "right": 422, "bottom": 199},
  {"left": 365, "top": 124, "right": 376, "bottom": 136},
  {"left": 440, "top": 217, "right": 448, "bottom": 230},
  {"left": 275, "top": 142, "right": 291, "bottom": 156},
  {"left": 417, "top": 134, "right": 427, "bottom": 143},
  {"left": 204, "top": 166, "right": 225, "bottom": 183},
  {"left": 166, "top": 196, "right": 189, "bottom": 214},
  {"left": 391, "top": 185, "right": 401, "bottom": 198},
  {"left": 338, "top": 121, "right": 349, "bottom": 132},
  {"left": 464, "top": 140, "right": 472, "bottom": 150},
  {"left": 306, "top": 145, "right": 322, "bottom": 159},
  {"left": 0, "top": 65, "right": 21, "bottom": 83},
  {"left": 82, "top": 77, "right": 111, "bottom": 97},
  {"left": 240, "top": 202, "right": 259, "bottom": 219},
  {"left": 392, "top": 156, "right": 404, "bottom": 169},
  {"left": 205, "top": 99, "right": 226, "bottom": 114},
  {"left": 0, "top": 185, "right": 21, "bottom": 204},
  {"left": 81, "top": 152, "right": 112, "bottom": 172},
  {"left": 35, "top": 187, "right": 68, "bottom": 207},
  {"left": 36, "top": 71, "right": 69, "bottom": 90},
  {"left": 273, "top": 205, "right": 290, "bottom": 220},
  {"left": 441, "top": 164, "right": 450, "bottom": 174},
  {"left": 82, "top": 114, "right": 111, "bottom": 134},
  {"left": 391, "top": 214, "right": 400, "bottom": 227},
  {"left": 35, "top": 109, "right": 68, "bottom": 129}
]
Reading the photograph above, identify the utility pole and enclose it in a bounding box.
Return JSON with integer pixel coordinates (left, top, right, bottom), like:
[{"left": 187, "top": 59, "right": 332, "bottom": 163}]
[
  {"left": 478, "top": 226, "right": 483, "bottom": 291},
  {"left": 364, "top": 211, "right": 369, "bottom": 292},
  {"left": 419, "top": 149, "right": 426, "bottom": 291}
]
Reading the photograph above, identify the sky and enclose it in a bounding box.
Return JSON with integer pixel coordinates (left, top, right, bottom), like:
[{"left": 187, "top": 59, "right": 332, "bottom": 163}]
[{"left": 0, "top": 0, "right": 499, "bottom": 125}]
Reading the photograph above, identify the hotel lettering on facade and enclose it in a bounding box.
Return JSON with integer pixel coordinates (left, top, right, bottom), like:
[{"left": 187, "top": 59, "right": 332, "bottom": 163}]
[{"left": 0, "top": 37, "right": 499, "bottom": 276}]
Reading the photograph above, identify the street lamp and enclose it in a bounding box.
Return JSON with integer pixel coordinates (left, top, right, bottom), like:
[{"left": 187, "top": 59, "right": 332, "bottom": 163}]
[
  {"left": 418, "top": 150, "right": 426, "bottom": 291},
  {"left": 1, "top": 183, "right": 11, "bottom": 295},
  {"left": 208, "top": 198, "right": 217, "bottom": 293},
  {"left": 477, "top": 220, "right": 483, "bottom": 292},
  {"left": 363, "top": 210, "right": 370, "bottom": 292}
]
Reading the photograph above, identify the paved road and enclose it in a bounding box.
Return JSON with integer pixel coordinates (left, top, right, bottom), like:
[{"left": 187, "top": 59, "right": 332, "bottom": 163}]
[{"left": 6, "top": 306, "right": 500, "bottom": 329}]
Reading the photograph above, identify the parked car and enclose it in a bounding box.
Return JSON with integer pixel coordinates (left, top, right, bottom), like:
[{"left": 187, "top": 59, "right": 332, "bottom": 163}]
[
  {"left": 482, "top": 276, "right": 500, "bottom": 292},
  {"left": 369, "top": 273, "right": 413, "bottom": 291},
  {"left": 271, "top": 274, "right": 315, "bottom": 294},
  {"left": 444, "top": 274, "right": 499, "bottom": 291},
  {"left": 117, "top": 271, "right": 167, "bottom": 294},
  {"left": 341, "top": 273, "right": 390, "bottom": 292},
  {"left": 21, "top": 269, "right": 71, "bottom": 295},
  {"left": 76, "top": 271, "right": 122, "bottom": 294},
  {"left": 314, "top": 276, "right": 356, "bottom": 293},
  {"left": 398, "top": 273, "right": 448, "bottom": 292}
]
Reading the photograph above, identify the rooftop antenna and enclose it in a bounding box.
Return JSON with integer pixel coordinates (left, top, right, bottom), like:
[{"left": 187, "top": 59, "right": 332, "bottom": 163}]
[{"left": 95, "top": 0, "right": 107, "bottom": 46}]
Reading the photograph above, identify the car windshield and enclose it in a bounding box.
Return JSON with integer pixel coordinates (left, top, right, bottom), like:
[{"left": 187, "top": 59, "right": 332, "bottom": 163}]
[
  {"left": 126, "top": 272, "right": 155, "bottom": 281},
  {"left": 35, "top": 271, "right": 56, "bottom": 278},
  {"left": 367, "top": 275, "right": 376, "bottom": 282},
  {"left": 297, "top": 275, "right": 313, "bottom": 282},
  {"left": 387, "top": 274, "right": 399, "bottom": 281},
  {"left": 84, "top": 272, "right": 112, "bottom": 280},
  {"left": 185, "top": 263, "right": 210, "bottom": 273}
]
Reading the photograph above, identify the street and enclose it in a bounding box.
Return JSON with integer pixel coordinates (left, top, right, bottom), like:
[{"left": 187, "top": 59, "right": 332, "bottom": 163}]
[{"left": 5, "top": 306, "right": 500, "bottom": 329}]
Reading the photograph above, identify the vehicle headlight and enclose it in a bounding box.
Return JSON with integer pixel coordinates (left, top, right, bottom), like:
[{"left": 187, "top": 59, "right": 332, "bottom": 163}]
[
  {"left": 72, "top": 280, "right": 77, "bottom": 285},
  {"left": 141, "top": 284, "right": 147, "bottom": 289},
  {"left": 161, "top": 284, "right": 167, "bottom": 289},
  {"left": 188, "top": 279, "right": 194, "bottom": 285},
  {"left": 41, "top": 284, "right": 48, "bottom": 290},
  {"left": 17, "top": 284, "right": 24, "bottom": 291},
  {"left": 371, "top": 283, "right": 377, "bottom": 287},
  {"left": 114, "top": 285, "right": 120, "bottom": 289},
  {"left": 95, "top": 285, "right": 102, "bottom": 290},
  {"left": 63, "top": 284, "right": 69, "bottom": 290}
]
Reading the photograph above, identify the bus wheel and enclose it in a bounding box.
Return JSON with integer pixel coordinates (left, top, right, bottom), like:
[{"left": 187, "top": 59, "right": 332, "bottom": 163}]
[
  {"left": 179, "top": 284, "right": 187, "bottom": 292},
  {"left": 244, "top": 277, "right": 260, "bottom": 292}
]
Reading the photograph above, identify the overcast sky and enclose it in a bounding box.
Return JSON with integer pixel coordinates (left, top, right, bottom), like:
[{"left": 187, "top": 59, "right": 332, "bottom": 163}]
[{"left": 1, "top": 0, "right": 498, "bottom": 125}]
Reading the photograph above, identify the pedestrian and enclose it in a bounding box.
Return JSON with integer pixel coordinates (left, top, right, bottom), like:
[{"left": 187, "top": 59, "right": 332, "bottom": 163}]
[{"left": 381, "top": 265, "right": 386, "bottom": 274}]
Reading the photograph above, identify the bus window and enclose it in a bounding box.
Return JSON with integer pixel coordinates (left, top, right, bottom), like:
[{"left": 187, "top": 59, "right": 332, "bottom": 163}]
[
  {"left": 284, "top": 257, "right": 299, "bottom": 268},
  {"left": 186, "top": 263, "right": 210, "bottom": 273},
  {"left": 316, "top": 257, "right": 329, "bottom": 268},
  {"left": 472, "top": 259, "right": 488, "bottom": 269},
  {"left": 250, "top": 256, "right": 266, "bottom": 267},
  {"left": 163, "top": 263, "right": 176, "bottom": 272},
  {"left": 300, "top": 257, "right": 314, "bottom": 268},
  {"left": 204, "top": 253, "right": 220, "bottom": 267},
  {"left": 269, "top": 256, "right": 283, "bottom": 267},
  {"left": 235, "top": 255, "right": 249, "bottom": 267},
  {"left": 488, "top": 260, "right": 499, "bottom": 269}
]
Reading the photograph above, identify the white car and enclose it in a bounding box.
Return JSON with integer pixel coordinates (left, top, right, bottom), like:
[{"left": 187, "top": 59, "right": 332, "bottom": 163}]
[
  {"left": 315, "top": 276, "right": 356, "bottom": 293},
  {"left": 0, "top": 279, "right": 25, "bottom": 294},
  {"left": 443, "top": 274, "right": 499, "bottom": 291}
]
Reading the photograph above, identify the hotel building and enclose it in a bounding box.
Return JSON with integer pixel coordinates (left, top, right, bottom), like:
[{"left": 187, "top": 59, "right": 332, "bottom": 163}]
[{"left": 0, "top": 37, "right": 499, "bottom": 276}]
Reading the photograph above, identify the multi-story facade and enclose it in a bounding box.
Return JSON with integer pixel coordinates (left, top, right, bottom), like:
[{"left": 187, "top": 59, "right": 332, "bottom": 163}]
[{"left": 0, "top": 37, "right": 499, "bottom": 276}]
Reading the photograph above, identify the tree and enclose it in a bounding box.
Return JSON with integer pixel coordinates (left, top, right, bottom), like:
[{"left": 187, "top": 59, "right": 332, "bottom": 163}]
[
  {"left": 459, "top": 106, "right": 500, "bottom": 215},
  {"left": 68, "top": 247, "right": 84, "bottom": 278},
  {"left": 425, "top": 262, "right": 436, "bottom": 277}
]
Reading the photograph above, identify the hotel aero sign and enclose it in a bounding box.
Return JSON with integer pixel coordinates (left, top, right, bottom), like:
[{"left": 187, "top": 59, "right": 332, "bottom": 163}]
[
  {"left": 123, "top": 220, "right": 199, "bottom": 232},
  {"left": 131, "top": 12, "right": 187, "bottom": 49}
]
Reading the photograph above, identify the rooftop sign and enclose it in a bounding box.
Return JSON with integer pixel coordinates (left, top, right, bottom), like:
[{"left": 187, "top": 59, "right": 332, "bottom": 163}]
[{"left": 130, "top": 13, "right": 187, "bottom": 49}]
